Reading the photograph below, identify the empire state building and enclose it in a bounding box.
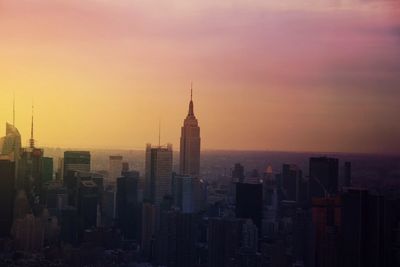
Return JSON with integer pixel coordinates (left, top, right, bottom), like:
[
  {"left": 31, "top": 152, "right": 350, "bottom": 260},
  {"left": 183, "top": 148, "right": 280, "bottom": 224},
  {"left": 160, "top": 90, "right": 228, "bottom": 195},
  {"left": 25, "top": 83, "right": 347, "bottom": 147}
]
[{"left": 179, "top": 87, "right": 201, "bottom": 177}]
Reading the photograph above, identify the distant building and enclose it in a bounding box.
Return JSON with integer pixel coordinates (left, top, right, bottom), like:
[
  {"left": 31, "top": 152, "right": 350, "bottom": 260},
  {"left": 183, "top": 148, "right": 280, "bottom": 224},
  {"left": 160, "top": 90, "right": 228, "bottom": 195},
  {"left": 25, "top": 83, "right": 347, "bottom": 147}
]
[
  {"left": 343, "top": 162, "right": 352, "bottom": 188},
  {"left": 309, "top": 157, "right": 339, "bottom": 198},
  {"left": 208, "top": 217, "right": 245, "bottom": 267},
  {"left": 78, "top": 180, "right": 98, "bottom": 230},
  {"left": 179, "top": 87, "right": 201, "bottom": 177},
  {"left": 116, "top": 170, "right": 140, "bottom": 239},
  {"left": 12, "top": 213, "right": 44, "bottom": 252},
  {"left": 41, "top": 157, "right": 53, "bottom": 184},
  {"left": 236, "top": 183, "right": 263, "bottom": 232},
  {"left": 108, "top": 155, "right": 123, "bottom": 185},
  {"left": 63, "top": 151, "right": 91, "bottom": 178},
  {"left": 101, "top": 186, "right": 116, "bottom": 227},
  {"left": 18, "top": 147, "right": 44, "bottom": 204},
  {"left": 0, "top": 123, "right": 22, "bottom": 162},
  {"left": 141, "top": 202, "right": 159, "bottom": 261},
  {"left": 232, "top": 163, "right": 245, "bottom": 183},
  {"left": 0, "top": 159, "right": 16, "bottom": 237},
  {"left": 145, "top": 144, "right": 173, "bottom": 205},
  {"left": 60, "top": 206, "right": 79, "bottom": 245},
  {"left": 122, "top": 161, "right": 130, "bottom": 172},
  {"left": 281, "top": 164, "right": 302, "bottom": 201}
]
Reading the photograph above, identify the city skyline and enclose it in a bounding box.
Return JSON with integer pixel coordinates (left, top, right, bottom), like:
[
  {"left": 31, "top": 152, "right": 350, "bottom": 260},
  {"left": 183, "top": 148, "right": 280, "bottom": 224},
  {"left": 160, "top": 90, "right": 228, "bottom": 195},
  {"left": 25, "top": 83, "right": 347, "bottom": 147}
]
[{"left": 1, "top": 0, "right": 400, "bottom": 154}]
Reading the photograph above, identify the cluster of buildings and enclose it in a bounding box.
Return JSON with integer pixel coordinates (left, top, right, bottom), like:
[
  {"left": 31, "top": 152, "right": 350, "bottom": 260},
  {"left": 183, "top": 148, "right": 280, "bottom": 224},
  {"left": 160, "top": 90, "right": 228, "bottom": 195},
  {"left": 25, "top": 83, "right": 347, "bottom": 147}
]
[{"left": 0, "top": 91, "right": 400, "bottom": 267}]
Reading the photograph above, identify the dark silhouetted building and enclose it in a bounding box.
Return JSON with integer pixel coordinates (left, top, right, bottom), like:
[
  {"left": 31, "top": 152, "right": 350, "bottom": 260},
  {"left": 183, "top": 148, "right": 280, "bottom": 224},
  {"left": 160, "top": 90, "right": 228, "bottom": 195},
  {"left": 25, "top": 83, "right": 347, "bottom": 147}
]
[
  {"left": 343, "top": 162, "right": 351, "bottom": 188},
  {"left": 41, "top": 157, "right": 53, "bottom": 184},
  {"left": 141, "top": 202, "right": 159, "bottom": 261},
  {"left": 145, "top": 144, "right": 173, "bottom": 205},
  {"left": 116, "top": 170, "right": 140, "bottom": 239},
  {"left": 78, "top": 180, "right": 98, "bottom": 230},
  {"left": 208, "top": 218, "right": 244, "bottom": 267},
  {"left": 236, "top": 182, "right": 263, "bottom": 231},
  {"left": 282, "top": 164, "right": 302, "bottom": 202},
  {"left": 0, "top": 159, "right": 15, "bottom": 237},
  {"left": 312, "top": 196, "right": 342, "bottom": 267},
  {"left": 155, "top": 211, "right": 198, "bottom": 267},
  {"left": 341, "top": 188, "right": 390, "bottom": 267},
  {"left": 233, "top": 163, "right": 245, "bottom": 183},
  {"left": 309, "top": 157, "right": 339, "bottom": 198}
]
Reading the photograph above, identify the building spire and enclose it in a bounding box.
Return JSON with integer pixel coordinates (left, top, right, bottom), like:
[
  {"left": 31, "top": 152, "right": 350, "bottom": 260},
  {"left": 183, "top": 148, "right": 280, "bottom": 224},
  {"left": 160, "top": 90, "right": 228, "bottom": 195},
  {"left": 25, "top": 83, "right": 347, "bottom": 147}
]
[
  {"left": 188, "top": 82, "right": 194, "bottom": 116},
  {"left": 158, "top": 119, "right": 161, "bottom": 147},
  {"left": 29, "top": 102, "right": 35, "bottom": 148}
]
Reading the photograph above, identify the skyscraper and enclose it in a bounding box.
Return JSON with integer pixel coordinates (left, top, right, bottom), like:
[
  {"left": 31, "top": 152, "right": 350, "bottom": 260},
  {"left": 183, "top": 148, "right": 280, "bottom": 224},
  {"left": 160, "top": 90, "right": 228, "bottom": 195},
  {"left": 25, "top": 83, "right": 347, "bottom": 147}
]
[
  {"left": 282, "top": 164, "right": 302, "bottom": 202},
  {"left": 116, "top": 170, "right": 140, "bottom": 239},
  {"left": 236, "top": 182, "right": 263, "bottom": 232},
  {"left": 232, "top": 163, "right": 245, "bottom": 183},
  {"left": 108, "top": 155, "right": 123, "bottom": 185},
  {"left": 309, "top": 157, "right": 339, "bottom": 198},
  {"left": 78, "top": 180, "right": 98, "bottom": 230},
  {"left": 208, "top": 217, "right": 245, "bottom": 267},
  {"left": 41, "top": 157, "right": 53, "bottom": 184},
  {"left": 145, "top": 143, "right": 173, "bottom": 205},
  {"left": 63, "top": 151, "right": 91, "bottom": 179},
  {"left": 179, "top": 86, "right": 201, "bottom": 177},
  {"left": 341, "top": 188, "right": 390, "bottom": 267},
  {"left": 312, "top": 196, "right": 342, "bottom": 267},
  {"left": 0, "top": 159, "right": 16, "bottom": 237},
  {"left": 0, "top": 123, "right": 21, "bottom": 162}
]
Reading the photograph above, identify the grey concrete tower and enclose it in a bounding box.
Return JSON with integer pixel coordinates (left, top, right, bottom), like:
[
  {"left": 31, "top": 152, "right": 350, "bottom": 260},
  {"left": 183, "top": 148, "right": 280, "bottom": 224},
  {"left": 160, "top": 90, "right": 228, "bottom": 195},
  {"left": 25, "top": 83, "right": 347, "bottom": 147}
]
[{"left": 179, "top": 85, "right": 201, "bottom": 177}]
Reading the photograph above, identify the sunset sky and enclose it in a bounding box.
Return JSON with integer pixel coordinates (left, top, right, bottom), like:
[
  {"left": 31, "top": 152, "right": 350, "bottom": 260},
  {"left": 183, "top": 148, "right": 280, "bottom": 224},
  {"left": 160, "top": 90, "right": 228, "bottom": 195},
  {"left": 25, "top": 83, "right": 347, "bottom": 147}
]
[{"left": 0, "top": 0, "right": 399, "bottom": 153}]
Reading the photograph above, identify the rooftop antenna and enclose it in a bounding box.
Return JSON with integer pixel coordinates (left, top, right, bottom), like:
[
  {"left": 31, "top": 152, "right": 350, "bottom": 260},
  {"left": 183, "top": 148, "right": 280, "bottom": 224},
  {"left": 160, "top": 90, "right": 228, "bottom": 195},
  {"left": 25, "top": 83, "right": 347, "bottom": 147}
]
[
  {"left": 29, "top": 101, "right": 35, "bottom": 148},
  {"left": 158, "top": 119, "right": 161, "bottom": 147},
  {"left": 190, "top": 81, "right": 193, "bottom": 101}
]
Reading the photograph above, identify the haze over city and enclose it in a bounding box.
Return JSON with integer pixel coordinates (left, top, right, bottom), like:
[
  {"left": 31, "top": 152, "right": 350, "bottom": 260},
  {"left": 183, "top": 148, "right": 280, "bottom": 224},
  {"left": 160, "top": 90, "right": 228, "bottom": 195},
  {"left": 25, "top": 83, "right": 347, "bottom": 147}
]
[{"left": 1, "top": 0, "right": 400, "bottom": 153}]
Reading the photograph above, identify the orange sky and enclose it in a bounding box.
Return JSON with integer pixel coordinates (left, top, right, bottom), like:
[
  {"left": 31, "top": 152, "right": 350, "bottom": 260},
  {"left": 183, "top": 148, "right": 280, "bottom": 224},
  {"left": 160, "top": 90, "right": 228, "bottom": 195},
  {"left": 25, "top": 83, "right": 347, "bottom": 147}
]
[{"left": 0, "top": 0, "right": 399, "bottom": 153}]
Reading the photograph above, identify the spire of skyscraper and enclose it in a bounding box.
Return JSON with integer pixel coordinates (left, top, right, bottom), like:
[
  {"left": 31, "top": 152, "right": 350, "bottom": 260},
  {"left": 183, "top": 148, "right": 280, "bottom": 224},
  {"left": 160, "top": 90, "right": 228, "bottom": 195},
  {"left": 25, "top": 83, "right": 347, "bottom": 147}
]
[
  {"left": 13, "top": 92, "right": 15, "bottom": 126},
  {"left": 188, "top": 82, "right": 194, "bottom": 117},
  {"left": 158, "top": 119, "right": 161, "bottom": 147},
  {"left": 29, "top": 103, "right": 34, "bottom": 148}
]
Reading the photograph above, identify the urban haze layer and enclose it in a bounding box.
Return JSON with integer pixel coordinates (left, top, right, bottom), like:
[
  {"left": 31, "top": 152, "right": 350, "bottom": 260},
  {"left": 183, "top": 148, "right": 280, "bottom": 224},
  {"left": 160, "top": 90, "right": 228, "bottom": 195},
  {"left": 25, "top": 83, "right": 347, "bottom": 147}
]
[{"left": 1, "top": 91, "right": 400, "bottom": 267}]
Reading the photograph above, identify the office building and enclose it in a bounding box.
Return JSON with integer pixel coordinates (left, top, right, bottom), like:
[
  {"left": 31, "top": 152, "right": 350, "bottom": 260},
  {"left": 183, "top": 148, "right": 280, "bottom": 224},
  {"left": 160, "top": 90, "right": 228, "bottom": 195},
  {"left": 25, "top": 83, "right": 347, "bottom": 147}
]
[
  {"left": 173, "top": 174, "right": 195, "bottom": 213},
  {"left": 208, "top": 217, "right": 245, "bottom": 267},
  {"left": 232, "top": 163, "right": 245, "bottom": 183},
  {"left": 179, "top": 87, "right": 201, "bottom": 177},
  {"left": 63, "top": 151, "right": 91, "bottom": 178},
  {"left": 341, "top": 188, "right": 390, "bottom": 267},
  {"left": 281, "top": 164, "right": 302, "bottom": 202},
  {"left": 78, "top": 180, "right": 98, "bottom": 230},
  {"left": 236, "top": 182, "right": 263, "bottom": 232},
  {"left": 309, "top": 157, "right": 339, "bottom": 198},
  {"left": 116, "top": 170, "right": 140, "bottom": 239},
  {"left": 145, "top": 143, "right": 173, "bottom": 205},
  {"left": 312, "top": 196, "right": 342, "bottom": 267},
  {"left": 41, "top": 157, "right": 53, "bottom": 184},
  {"left": 108, "top": 155, "right": 123, "bottom": 185},
  {"left": 0, "top": 159, "right": 16, "bottom": 237}
]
